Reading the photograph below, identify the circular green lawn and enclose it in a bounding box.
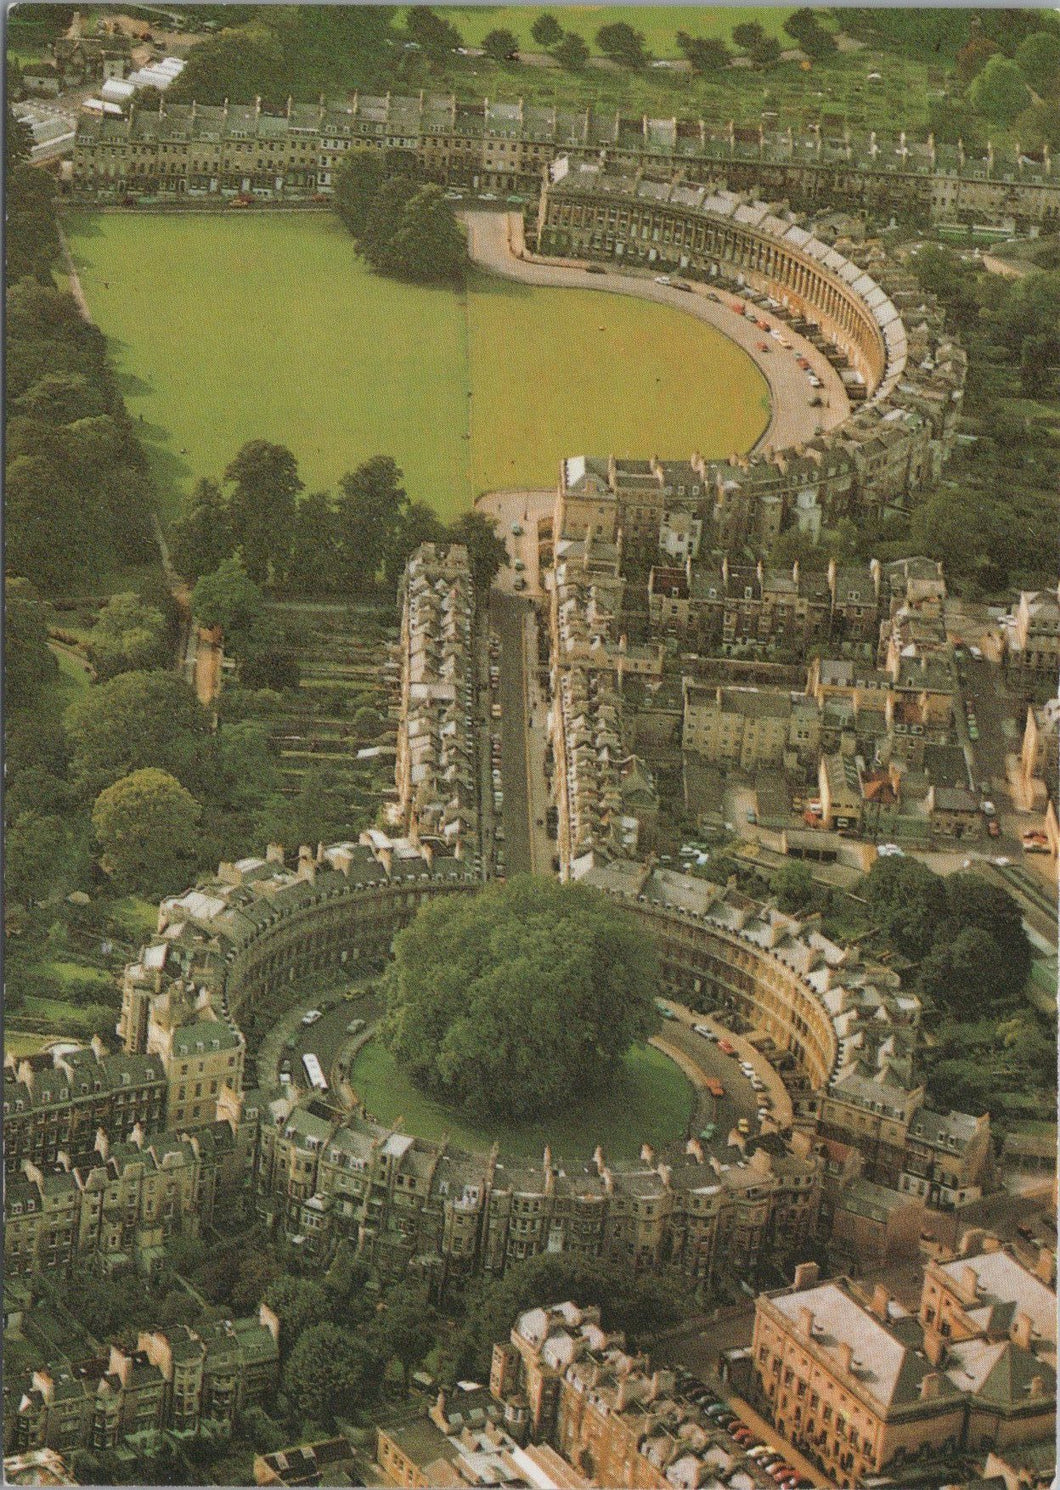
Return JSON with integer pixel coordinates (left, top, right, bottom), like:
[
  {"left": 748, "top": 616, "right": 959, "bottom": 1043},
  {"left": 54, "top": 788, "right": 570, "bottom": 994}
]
[
  {"left": 64, "top": 211, "right": 769, "bottom": 523},
  {"left": 349, "top": 1037, "right": 692, "bottom": 1162}
]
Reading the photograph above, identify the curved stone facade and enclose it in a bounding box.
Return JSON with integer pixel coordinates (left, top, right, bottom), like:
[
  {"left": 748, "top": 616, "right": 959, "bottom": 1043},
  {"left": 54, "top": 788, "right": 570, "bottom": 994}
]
[
  {"left": 120, "top": 841, "right": 918, "bottom": 1139},
  {"left": 539, "top": 165, "right": 966, "bottom": 538}
]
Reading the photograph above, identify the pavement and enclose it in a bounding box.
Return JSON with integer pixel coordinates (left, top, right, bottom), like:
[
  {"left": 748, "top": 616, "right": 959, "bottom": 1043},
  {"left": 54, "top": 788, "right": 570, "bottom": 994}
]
[
  {"left": 462, "top": 210, "right": 850, "bottom": 457},
  {"left": 655, "top": 998, "right": 792, "bottom": 1146},
  {"left": 491, "top": 591, "right": 552, "bottom": 876},
  {"left": 256, "top": 984, "right": 382, "bottom": 1104}
]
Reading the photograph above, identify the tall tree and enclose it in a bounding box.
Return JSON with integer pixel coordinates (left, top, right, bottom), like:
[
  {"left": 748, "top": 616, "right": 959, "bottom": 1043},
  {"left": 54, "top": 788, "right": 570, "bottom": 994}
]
[
  {"left": 782, "top": 9, "right": 835, "bottom": 56},
  {"left": 288, "top": 490, "right": 342, "bottom": 594},
  {"left": 88, "top": 591, "right": 169, "bottom": 680},
  {"left": 378, "top": 1286, "right": 437, "bottom": 1395},
  {"left": 282, "top": 1324, "right": 383, "bottom": 1429},
  {"left": 14, "top": 371, "right": 105, "bottom": 425},
  {"left": 554, "top": 31, "right": 589, "bottom": 70},
  {"left": 170, "top": 477, "right": 235, "bottom": 581},
  {"left": 66, "top": 670, "right": 210, "bottom": 796},
  {"left": 482, "top": 28, "right": 520, "bottom": 63},
  {"left": 861, "top": 855, "right": 948, "bottom": 960},
  {"left": 970, "top": 55, "right": 1031, "bottom": 125},
  {"left": 384, "top": 876, "right": 657, "bottom": 1122},
  {"left": 5, "top": 576, "right": 57, "bottom": 706},
  {"left": 223, "top": 440, "right": 302, "bottom": 586},
  {"left": 91, "top": 768, "right": 202, "bottom": 894},
  {"left": 381, "top": 185, "right": 467, "bottom": 285},
  {"left": 676, "top": 33, "right": 730, "bottom": 73},
  {"left": 1014, "top": 32, "right": 1060, "bottom": 98},
  {"left": 448, "top": 510, "right": 507, "bottom": 598},
  {"left": 385, "top": 500, "right": 448, "bottom": 587},
  {"left": 405, "top": 6, "right": 462, "bottom": 59},
  {"left": 191, "top": 557, "right": 264, "bottom": 648},
  {"left": 530, "top": 13, "right": 563, "bottom": 48},
  {"left": 336, "top": 455, "right": 408, "bottom": 589},
  {"left": 595, "top": 21, "right": 649, "bottom": 68}
]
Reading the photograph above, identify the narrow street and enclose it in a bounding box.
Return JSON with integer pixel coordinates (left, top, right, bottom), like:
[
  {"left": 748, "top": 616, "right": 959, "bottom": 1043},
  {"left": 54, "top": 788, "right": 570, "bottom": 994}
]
[{"left": 492, "top": 591, "right": 537, "bottom": 876}]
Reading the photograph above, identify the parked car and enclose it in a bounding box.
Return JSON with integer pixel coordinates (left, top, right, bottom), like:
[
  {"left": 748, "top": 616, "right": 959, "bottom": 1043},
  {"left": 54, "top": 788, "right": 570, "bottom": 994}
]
[
  {"left": 301, "top": 1009, "right": 323, "bottom": 1026},
  {"left": 585, "top": 264, "right": 606, "bottom": 274},
  {"left": 693, "top": 1023, "right": 715, "bottom": 1039},
  {"left": 717, "top": 1038, "right": 736, "bottom": 1056}
]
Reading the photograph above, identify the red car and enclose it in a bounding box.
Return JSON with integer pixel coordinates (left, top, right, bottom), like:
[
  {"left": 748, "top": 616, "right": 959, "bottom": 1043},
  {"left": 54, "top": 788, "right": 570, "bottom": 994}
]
[
  {"left": 796, "top": 355, "right": 811, "bottom": 369},
  {"left": 717, "top": 1039, "right": 737, "bottom": 1056}
]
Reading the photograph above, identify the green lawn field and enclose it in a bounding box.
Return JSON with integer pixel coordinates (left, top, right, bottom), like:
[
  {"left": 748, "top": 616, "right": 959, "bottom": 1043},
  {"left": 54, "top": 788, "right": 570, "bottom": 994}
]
[
  {"left": 349, "top": 1038, "right": 692, "bottom": 1161},
  {"left": 402, "top": 6, "right": 799, "bottom": 53},
  {"left": 65, "top": 211, "right": 769, "bottom": 522}
]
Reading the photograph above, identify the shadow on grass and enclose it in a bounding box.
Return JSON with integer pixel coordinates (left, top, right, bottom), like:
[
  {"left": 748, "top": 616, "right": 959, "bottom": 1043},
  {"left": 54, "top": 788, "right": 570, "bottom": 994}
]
[{"left": 117, "top": 368, "right": 154, "bottom": 399}]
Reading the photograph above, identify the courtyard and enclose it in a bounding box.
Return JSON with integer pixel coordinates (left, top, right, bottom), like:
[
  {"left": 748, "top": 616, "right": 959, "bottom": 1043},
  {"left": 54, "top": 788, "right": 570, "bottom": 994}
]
[{"left": 63, "top": 209, "right": 770, "bottom": 522}]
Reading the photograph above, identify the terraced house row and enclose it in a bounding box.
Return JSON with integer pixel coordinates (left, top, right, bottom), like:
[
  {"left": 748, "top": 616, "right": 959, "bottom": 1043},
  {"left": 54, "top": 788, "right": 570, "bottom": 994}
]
[
  {"left": 393, "top": 543, "right": 478, "bottom": 860},
  {"left": 71, "top": 94, "right": 1059, "bottom": 229},
  {"left": 9, "top": 1307, "right": 279, "bottom": 1456},
  {"left": 255, "top": 1100, "right": 823, "bottom": 1293},
  {"left": 5, "top": 827, "right": 991, "bottom": 1290}
]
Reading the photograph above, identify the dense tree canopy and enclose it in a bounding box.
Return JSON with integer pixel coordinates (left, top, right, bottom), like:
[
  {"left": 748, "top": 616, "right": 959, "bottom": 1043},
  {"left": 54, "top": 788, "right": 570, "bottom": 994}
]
[
  {"left": 170, "top": 478, "right": 235, "bottom": 581},
  {"left": 5, "top": 577, "right": 57, "bottom": 707},
  {"left": 191, "top": 558, "right": 265, "bottom": 645},
  {"left": 282, "top": 1324, "right": 383, "bottom": 1429},
  {"left": 449, "top": 510, "right": 508, "bottom": 598},
  {"left": 553, "top": 31, "right": 589, "bottom": 70},
  {"left": 676, "top": 33, "right": 730, "bottom": 73},
  {"left": 970, "top": 55, "right": 1031, "bottom": 124},
  {"left": 224, "top": 441, "right": 303, "bottom": 586},
  {"left": 862, "top": 855, "right": 949, "bottom": 960},
  {"left": 1014, "top": 32, "right": 1060, "bottom": 97},
  {"left": 384, "top": 877, "right": 658, "bottom": 1122},
  {"left": 530, "top": 13, "right": 563, "bottom": 48},
  {"left": 405, "top": 6, "right": 462, "bottom": 59},
  {"left": 88, "top": 591, "right": 169, "bottom": 680},
  {"left": 167, "top": 6, "right": 396, "bottom": 105},
  {"left": 783, "top": 8, "right": 836, "bottom": 56},
  {"left": 334, "top": 154, "right": 466, "bottom": 285},
  {"left": 91, "top": 768, "right": 202, "bottom": 895},
  {"left": 596, "top": 22, "right": 649, "bottom": 68},
  {"left": 481, "top": 28, "right": 519, "bottom": 63},
  {"left": 5, "top": 283, "right": 156, "bottom": 592},
  {"left": 66, "top": 670, "right": 210, "bottom": 797}
]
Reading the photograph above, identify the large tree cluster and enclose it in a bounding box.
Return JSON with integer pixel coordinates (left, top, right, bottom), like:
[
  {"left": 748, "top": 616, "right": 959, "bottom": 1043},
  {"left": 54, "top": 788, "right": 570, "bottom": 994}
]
[
  {"left": 173, "top": 440, "right": 506, "bottom": 600},
  {"left": 383, "top": 876, "right": 658, "bottom": 1123},
  {"left": 333, "top": 152, "right": 466, "bottom": 285},
  {"left": 861, "top": 856, "right": 1031, "bottom": 1006},
  {"left": 167, "top": 7, "right": 396, "bottom": 106},
  {"left": 6, "top": 280, "right": 156, "bottom": 593}
]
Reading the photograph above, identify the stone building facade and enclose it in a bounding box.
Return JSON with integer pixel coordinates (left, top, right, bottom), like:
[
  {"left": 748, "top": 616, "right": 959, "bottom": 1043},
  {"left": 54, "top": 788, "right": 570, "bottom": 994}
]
[
  {"left": 752, "top": 1246, "right": 1056, "bottom": 1487},
  {"left": 71, "top": 95, "right": 1059, "bottom": 230},
  {"left": 10, "top": 1307, "right": 279, "bottom": 1454}
]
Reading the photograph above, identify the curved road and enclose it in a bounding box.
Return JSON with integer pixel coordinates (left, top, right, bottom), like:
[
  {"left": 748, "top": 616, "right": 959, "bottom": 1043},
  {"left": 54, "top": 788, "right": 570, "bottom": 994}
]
[{"left": 463, "top": 210, "right": 850, "bottom": 456}]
